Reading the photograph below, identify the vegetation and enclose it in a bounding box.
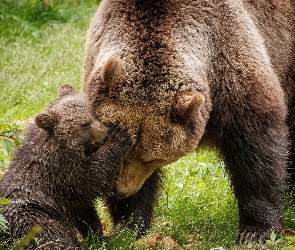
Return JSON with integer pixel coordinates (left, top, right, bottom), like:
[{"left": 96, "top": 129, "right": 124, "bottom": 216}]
[
  {"left": 0, "top": 0, "right": 99, "bottom": 120},
  {"left": 1, "top": 0, "right": 295, "bottom": 249}
]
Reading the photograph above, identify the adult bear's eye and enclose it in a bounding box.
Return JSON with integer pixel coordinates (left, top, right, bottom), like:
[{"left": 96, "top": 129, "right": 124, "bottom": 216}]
[
  {"left": 81, "top": 121, "right": 92, "bottom": 128},
  {"left": 143, "top": 159, "right": 157, "bottom": 165}
]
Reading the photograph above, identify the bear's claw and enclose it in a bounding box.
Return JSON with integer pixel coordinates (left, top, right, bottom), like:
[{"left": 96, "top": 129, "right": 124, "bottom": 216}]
[{"left": 237, "top": 225, "right": 282, "bottom": 243}]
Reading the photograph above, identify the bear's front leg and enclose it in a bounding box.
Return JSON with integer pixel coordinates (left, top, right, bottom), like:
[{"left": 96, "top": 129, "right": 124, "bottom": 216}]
[
  {"left": 75, "top": 204, "right": 103, "bottom": 237},
  {"left": 104, "top": 168, "right": 162, "bottom": 238},
  {"left": 213, "top": 78, "right": 289, "bottom": 242}
]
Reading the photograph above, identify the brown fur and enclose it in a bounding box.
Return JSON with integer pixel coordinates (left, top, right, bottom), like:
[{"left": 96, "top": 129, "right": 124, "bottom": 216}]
[
  {"left": 0, "top": 84, "right": 136, "bottom": 249},
  {"left": 83, "top": 0, "right": 295, "bottom": 242}
]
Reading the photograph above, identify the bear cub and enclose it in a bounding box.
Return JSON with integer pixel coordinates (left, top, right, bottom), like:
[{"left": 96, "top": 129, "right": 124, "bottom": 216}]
[{"left": 0, "top": 84, "right": 136, "bottom": 249}]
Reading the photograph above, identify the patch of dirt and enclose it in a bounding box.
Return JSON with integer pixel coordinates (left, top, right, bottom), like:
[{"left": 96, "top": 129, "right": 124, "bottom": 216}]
[{"left": 134, "top": 233, "right": 183, "bottom": 249}]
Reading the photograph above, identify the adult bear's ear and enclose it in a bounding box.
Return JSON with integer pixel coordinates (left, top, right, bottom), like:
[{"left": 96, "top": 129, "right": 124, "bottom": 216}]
[
  {"left": 58, "top": 84, "right": 77, "bottom": 99},
  {"left": 101, "top": 57, "right": 125, "bottom": 97},
  {"left": 173, "top": 92, "right": 205, "bottom": 121},
  {"left": 35, "top": 110, "right": 57, "bottom": 131}
]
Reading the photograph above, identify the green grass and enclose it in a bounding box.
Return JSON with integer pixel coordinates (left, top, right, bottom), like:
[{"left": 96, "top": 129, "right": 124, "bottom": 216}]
[
  {"left": 0, "top": 0, "right": 99, "bottom": 120},
  {"left": 152, "top": 150, "right": 238, "bottom": 249},
  {"left": 1, "top": 1, "right": 295, "bottom": 249}
]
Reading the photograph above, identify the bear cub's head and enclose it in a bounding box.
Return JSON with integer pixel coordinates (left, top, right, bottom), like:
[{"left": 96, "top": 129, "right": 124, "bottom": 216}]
[{"left": 35, "top": 84, "right": 109, "bottom": 152}]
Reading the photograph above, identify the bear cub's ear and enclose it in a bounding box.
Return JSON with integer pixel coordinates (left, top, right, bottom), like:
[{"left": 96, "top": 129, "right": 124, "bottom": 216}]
[
  {"left": 58, "top": 84, "right": 77, "bottom": 99},
  {"left": 35, "top": 110, "right": 57, "bottom": 131}
]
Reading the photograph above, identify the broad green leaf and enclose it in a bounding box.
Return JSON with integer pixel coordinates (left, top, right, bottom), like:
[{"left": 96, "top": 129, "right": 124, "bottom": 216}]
[
  {"left": 0, "top": 123, "right": 10, "bottom": 131},
  {"left": 3, "top": 139, "right": 12, "bottom": 154},
  {"left": 0, "top": 198, "right": 11, "bottom": 205},
  {"left": 270, "top": 231, "right": 276, "bottom": 242},
  {"left": 0, "top": 154, "right": 9, "bottom": 160},
  {"left": 0, "top": 214, "right": 8, "bottom": 230},
  {"left": 266, "top": 240, "right": 275, "bottom": 245}
]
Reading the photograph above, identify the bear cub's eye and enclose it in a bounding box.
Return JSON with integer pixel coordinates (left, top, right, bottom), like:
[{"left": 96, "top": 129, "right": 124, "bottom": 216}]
[{"left": 81, "top": 121, "right": 92, "bottom": 128}]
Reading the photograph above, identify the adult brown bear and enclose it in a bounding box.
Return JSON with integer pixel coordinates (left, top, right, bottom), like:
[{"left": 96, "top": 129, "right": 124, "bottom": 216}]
[{"left": 83, "top": 0, "right": 295, "bottom": 242}]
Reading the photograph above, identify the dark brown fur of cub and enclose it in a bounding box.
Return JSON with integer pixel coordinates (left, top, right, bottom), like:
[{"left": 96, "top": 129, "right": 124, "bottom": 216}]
[{"left": 0, "top": 84, "right": 135, "bottom": 249}]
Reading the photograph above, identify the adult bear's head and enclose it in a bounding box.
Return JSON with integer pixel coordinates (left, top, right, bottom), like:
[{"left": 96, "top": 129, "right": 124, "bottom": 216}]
[{"left": 86, "top": 57, "right": 210, "bottom": 198}]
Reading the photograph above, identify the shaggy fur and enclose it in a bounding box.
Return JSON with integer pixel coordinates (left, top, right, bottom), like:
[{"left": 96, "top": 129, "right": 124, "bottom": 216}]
[
  {"left": 0, "top": 84, "right": 136, "bottom": 249},
  {"left": 83, "top": 0, "right": 295, "bottom": 242}
]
